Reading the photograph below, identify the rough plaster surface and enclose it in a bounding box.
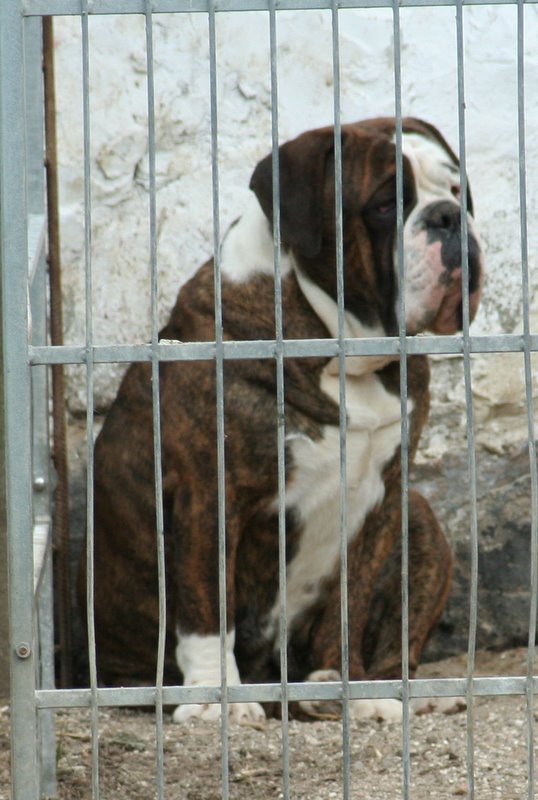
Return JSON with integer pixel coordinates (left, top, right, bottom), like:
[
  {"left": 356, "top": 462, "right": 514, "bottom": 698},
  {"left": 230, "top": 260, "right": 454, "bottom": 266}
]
[{"left": 54, "top": 6, "right": 538, "bottom": 449}]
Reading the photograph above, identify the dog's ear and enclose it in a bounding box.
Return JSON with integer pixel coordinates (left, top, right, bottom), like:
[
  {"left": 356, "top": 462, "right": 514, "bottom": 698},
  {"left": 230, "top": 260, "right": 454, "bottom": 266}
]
[{"left": 249, "top": 129, "right": 339, "bottom": 258}]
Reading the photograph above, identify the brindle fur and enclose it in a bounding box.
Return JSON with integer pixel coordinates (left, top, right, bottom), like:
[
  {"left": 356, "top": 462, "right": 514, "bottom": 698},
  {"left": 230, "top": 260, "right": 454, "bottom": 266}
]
[{"left": 79, "top": 118, "right": 455, "bottom": 700}]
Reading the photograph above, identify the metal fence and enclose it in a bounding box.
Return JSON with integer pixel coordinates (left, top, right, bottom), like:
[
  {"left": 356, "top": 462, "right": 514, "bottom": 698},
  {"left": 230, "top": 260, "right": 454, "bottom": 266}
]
[{"left": 1, "top": 1, "right": 537, "bottom": 799}]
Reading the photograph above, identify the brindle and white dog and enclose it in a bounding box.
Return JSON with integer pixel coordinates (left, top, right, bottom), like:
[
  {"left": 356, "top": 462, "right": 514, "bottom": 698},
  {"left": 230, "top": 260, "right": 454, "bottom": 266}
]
[{"left": 80, "top": 117, "right": 484, "bottom": 724}]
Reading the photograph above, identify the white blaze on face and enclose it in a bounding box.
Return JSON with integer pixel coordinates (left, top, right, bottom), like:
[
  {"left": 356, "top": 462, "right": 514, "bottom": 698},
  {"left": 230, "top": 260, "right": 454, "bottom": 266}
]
[
  {"left": 400, "top": 132, "right": 481, "bottom": 334},
  {"left": 402, "top": 133, "right": 462, "bottom": 202}
]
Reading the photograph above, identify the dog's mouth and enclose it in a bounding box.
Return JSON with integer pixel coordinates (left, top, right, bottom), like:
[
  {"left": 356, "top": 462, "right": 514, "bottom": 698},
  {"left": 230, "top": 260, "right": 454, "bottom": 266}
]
[
  {"left": 404, "top": 234, "right": 484, "bottom": 335},
  {"left": 428, "top": 267, "right": 482, "bottom": 334}
]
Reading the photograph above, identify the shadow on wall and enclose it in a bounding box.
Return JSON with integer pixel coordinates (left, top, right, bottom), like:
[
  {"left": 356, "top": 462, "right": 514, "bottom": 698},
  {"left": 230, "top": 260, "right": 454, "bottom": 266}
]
[{"left": 416, "top": 442, "right": 537, "bottom": 661}]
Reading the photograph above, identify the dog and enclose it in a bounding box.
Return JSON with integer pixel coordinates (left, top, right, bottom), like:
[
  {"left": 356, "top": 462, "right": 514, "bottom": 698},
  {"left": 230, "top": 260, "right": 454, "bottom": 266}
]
[{"left": 79, "top": 117, "right": 484, "bottom": 724}]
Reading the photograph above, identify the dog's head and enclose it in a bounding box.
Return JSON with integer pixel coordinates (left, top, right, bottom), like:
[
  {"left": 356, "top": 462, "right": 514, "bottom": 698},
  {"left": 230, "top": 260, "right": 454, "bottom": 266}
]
[{"left": 249, "top": 117, "right": 484, "bottom": 337}]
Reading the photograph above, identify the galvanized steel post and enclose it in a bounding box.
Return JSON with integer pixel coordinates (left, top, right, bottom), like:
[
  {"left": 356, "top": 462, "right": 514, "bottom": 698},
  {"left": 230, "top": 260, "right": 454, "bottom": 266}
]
[{"left": 0, "top": 2, "right": 39, "bottom": 799}]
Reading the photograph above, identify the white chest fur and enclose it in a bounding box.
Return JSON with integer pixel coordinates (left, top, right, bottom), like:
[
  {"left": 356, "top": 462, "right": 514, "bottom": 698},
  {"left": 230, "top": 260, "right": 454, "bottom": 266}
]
[{"left": 266, "top": 368, "right": 408, "bottom": 641}]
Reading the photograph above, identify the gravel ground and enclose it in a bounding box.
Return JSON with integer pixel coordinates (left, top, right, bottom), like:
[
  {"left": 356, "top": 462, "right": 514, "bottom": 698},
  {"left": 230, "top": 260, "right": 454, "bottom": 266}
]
[{"left": 1, "top": 648, "right": 537, "bottom": 799}]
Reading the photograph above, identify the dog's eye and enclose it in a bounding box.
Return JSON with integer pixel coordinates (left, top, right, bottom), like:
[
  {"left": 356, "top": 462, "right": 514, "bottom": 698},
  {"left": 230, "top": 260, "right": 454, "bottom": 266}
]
[
  {"left": 451, "top": 184, "right": 461, "bottom": 200},
  {"left": 375, "top": 199, "right": 397, "bottom": 215}
]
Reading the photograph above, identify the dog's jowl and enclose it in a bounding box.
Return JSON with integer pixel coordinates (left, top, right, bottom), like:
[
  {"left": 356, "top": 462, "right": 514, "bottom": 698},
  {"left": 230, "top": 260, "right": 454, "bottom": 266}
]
[{"left": 79, "top": 117, "right": 484, "bottom": 724}]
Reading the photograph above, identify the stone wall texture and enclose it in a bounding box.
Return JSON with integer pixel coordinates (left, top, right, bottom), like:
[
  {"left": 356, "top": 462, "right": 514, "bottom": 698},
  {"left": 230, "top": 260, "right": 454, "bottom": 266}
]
[{"left": 54, "top": 9, "right": 538, "bottom": 410}]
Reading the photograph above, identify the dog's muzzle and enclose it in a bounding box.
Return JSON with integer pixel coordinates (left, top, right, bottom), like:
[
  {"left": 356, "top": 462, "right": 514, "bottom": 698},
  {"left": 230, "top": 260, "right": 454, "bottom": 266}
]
[{"left": 404, "top": 199, "right": 484, "bottom": 335}]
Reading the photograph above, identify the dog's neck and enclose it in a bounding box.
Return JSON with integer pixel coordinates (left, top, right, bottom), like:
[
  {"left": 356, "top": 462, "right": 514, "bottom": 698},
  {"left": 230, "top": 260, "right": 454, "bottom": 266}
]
[
  {"left": 220, "top": 195, "right": 293, "bottom": 283},
  {"left": 221, "top": 197, "right": 390, "bottom": 378},
  {"left": 293, "top": 267, "right": 385, "bottom": 342}
]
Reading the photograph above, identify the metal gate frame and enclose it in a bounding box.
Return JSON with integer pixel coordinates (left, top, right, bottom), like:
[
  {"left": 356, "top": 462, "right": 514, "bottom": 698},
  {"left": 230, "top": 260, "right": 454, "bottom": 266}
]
[
  {"left": 1, "top": 1, "right": 537, "bottom": 799},
  {"left": 0, "top": 7, "right": 57, "bottom": 799}
]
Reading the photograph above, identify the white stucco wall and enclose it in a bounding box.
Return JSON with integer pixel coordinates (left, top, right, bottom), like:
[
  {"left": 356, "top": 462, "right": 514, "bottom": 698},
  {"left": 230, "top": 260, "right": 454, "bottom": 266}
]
[{"left": 54, "top": 7, "right": 538, "bottom": 451}]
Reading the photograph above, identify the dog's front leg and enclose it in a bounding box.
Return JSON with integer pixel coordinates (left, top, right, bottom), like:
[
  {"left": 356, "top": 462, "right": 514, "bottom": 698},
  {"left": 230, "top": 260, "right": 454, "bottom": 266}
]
[
  {"left": 174, "top": 629, "right": 265, "bottom": 724},
  {"left": 170, "top": 491, "right": 265, "bottom": 725}
]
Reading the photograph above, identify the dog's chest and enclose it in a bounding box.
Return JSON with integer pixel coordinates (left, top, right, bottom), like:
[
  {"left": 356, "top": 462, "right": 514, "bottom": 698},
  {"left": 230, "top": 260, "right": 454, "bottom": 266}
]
[{"left": 266, "top": 369, "right": 405, "bottom": 639}]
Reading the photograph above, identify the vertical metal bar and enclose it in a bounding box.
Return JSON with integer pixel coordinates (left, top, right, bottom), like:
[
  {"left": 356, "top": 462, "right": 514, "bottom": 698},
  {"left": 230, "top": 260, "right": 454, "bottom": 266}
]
[
  {"left": 391, "top": 3, "right": 411, "bottom": 798},
  {"left": 37, "top": 542, "right": 58, "bottom": 798},
  {"left": 454, "top": 4, "right": 479, "bottom": 798},
  {"left": 0, "top": 3, "right": 39, "bottom": 798},
  {"left": 0, "top": 280, "right": 9, "bottom": 722},
  {"left": 43, "top": 14, "right": 73, "bottom": 691},
  {"left": 144, "top": 6, "right": 167, "bottom": 799},
  {"left": 30, "top": 236, "right": 57, "bottom": 798},
  {"left": 80, "top": 5, "right": 100, "bottom": 797},
  {"left": 25, "top": 13, "right": 58, "bottom": 796},
  {"left": 24, "top": 15, "right": 46, "bottom": 220},
  {"left": 207, "top": 6, "right": 230, "bottom": 798},
  {"left": 329, "top": 6, "right": 351, "bottom": 800},
  {"left": 266, "top": 6, "right": 290, "bottom": 797},
  {"left": 515, "top": 5, "right": 538, "bottom": 798}
]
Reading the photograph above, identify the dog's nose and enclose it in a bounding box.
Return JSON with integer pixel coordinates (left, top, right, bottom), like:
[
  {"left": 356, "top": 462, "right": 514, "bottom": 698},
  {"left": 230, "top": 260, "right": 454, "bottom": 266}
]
[
  {"left": 422, "top": 200, "right": 481, "bottom": 284},
  {"left": 423, "top": 200, "right": 461, "bottom": 235}
]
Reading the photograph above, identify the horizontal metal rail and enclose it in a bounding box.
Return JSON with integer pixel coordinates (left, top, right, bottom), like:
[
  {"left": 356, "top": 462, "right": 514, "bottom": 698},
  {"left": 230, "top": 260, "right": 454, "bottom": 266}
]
[
  {"left": 28, "top": 333, "right": 538, "bottom": 366},
  {"left": 36, "top": 675, "right": 538, "bottom": 709},
  {"left": 21, "top": 0, "right": 538, "bottom": 14}
]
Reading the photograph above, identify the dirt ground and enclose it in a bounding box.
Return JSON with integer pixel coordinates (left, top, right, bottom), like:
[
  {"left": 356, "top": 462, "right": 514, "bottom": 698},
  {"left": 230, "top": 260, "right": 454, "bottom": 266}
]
[{"left": 1, "top": 648, "right": 537, "bottom": 800}]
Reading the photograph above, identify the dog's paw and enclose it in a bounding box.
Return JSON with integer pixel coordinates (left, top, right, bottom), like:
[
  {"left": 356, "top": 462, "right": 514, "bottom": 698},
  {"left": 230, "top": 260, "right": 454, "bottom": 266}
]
[
  {"left": 412, "top": 696, "right": 467, "bottom": 716},
  {"left": 348, "top": 698, "right": 403, "bottom": 723},
  {"left": 299, "top": 670, "right": 403, "bottom": 723},
  {"left": 173, "top": 702, "right": 222, "bottom": 723},
  {"left": 172, "top": 700, "right": 266, "bottom": 726},
  {"left": 228, "top": 701, "right": 266, "bottom": 726},
  {"left": 299, "top": 669, "right": 344, "bottom": 720},
  {"left": 173, "top": 631, "right": 265, "bottom": 725}
]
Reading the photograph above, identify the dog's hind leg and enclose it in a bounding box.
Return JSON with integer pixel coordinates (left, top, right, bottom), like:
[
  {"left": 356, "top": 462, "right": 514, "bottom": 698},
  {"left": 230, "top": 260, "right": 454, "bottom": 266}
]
[
  {"left": 362, "top": 489, "right": 461, "bottom": 715},
  {"left": 298, "top": 494, "right": 405, "bottom": 722},
  {"left": 362, "top": 489, "right": 452, "bottom": 681},
  {"left": 298, "top": 489, "right": 452, "bottom": 722}
]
